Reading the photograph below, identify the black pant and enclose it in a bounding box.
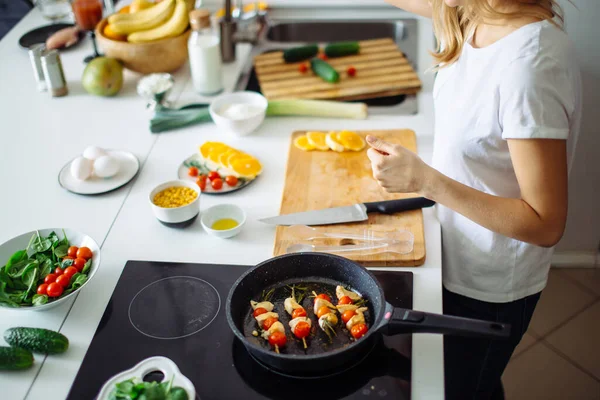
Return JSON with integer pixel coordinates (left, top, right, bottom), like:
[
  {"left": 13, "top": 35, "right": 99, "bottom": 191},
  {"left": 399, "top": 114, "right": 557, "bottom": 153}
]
[{"left": 443, "top": 287, "right": 541, "bottom": 400}]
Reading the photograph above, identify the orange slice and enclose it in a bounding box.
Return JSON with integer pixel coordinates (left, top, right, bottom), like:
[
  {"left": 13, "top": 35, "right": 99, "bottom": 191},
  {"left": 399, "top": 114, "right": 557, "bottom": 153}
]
[
  {"left": 338, "top": 131, "right": 366, "bottom": 151},
  {"left": 293, "top": 135, "right": 315, "bottom": 151},
  {"left": 325, "top": 131, "right": 345, "bottom": 152},
  {"left": 231, "top": 157, "right": 262, "bottom": 178},
  {"left": 219, "top": 149, "right": 239, "bottom": 167},
  {"left": 306, "top": 131, "right": 329, "bottom": 151},
  {"left": 207, "top": 146, "right": 229, "bottom": 164},
  {"left": 199, "top": 142, "right": 227, "bottom": 158},
  {"left": 227, "top": 152, "right": 252, "bottom": 169}
]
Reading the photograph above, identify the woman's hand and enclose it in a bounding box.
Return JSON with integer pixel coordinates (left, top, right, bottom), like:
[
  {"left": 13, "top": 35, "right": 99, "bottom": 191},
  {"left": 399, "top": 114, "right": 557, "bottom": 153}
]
[{"left": 366, "top": 135, "right": 434, "bottom": 194}]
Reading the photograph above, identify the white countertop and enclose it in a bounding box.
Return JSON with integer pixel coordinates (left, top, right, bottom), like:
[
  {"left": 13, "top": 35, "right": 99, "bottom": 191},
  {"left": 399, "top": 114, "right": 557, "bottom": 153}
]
[{"left": 0, "top": 8, "right": 443, "bottom": 400}]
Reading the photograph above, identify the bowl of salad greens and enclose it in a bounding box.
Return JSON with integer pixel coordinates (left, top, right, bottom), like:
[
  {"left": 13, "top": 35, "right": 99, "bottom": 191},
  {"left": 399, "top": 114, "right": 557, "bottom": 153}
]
[{"left": 0, "top": 228, "right": 100, "bottom": 310}]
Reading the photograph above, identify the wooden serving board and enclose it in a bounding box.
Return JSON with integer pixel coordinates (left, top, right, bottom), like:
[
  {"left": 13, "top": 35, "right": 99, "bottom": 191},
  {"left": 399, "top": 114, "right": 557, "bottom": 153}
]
[
  {"left": 273, "top": 130, "right": 426, "bottom": 267},
  {"left": 253, "top": 38, "right": 422, "bottom": 102}
]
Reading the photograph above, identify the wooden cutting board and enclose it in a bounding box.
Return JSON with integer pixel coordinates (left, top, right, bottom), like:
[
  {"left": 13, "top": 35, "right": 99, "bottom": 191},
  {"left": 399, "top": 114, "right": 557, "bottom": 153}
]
[
  {"left": 253, "top": 38, "right": 422, "bottom": 102},
  {"left": 273, "top": 130, "right": 426, "bottom": 267}
]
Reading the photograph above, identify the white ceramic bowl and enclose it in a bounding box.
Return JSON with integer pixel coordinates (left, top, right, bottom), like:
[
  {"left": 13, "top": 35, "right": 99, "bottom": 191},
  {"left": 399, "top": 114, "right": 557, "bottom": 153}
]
[
  {"left": 201, "top": 204, "right": 246, "bottom": 239},
  {"left": 0, "top": 228, "right": 101, "bottom": 311},
  {"left": 209, "top": 91, "right": 268, "bottom": 137},
  {"left": 149, "top": 180, "right": 201, "bottom": 228}
]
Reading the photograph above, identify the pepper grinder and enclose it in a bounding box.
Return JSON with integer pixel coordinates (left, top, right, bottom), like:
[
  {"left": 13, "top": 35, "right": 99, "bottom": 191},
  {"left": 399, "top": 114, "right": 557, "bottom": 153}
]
[{"left": 219, "top": 0, "right": 236, "bottom": 63}]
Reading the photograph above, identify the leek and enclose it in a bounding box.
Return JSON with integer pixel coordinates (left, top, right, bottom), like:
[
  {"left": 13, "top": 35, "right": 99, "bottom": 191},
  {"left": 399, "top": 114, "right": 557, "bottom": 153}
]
[{"left": 266, "top": 99, "right": 368, "bottom": 120}]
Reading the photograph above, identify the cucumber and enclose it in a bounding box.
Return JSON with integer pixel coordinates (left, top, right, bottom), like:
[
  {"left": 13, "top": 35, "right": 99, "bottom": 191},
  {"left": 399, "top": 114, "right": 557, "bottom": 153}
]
[
  {"left": 4, "top": 327, "right": 69, "bottom": 354},
  {"left": 0, "top": 346, "right": 34, "bottom": 370},
  {"left": 324, "top": 41, "right": 360, "bottom": 58},
  {"left": 310, "top": 59, "right": 340, "bottom": 83},
  {"left": 283, "top": 44, "right": 319, "bottom": 63}
]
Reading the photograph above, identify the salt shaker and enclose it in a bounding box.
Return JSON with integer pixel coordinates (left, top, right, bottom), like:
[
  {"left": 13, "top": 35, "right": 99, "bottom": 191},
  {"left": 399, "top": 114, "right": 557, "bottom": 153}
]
[
  {"left": 41, "top": 50, "right": 68, "bottom": 97},
  {"left": 28, "top": 44, "right": 47, "bottom": 92}
]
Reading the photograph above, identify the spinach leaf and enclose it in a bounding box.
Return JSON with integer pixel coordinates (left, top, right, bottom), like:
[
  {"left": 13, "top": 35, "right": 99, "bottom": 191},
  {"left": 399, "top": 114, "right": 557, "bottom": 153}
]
[
  {"left": 6, "top": 250, "right": 27, "bottom": 268},
  {"left": 139, "top": 382, "right": 166, "bottom": 400},
  {"left": 47, "top": 231, "right": 59, "bottom": 247},
  {"left": 54, "top": 244, "right": 69, "bottom": 259},
  {"left": 167, "top": 387, "right": 189, "bottom": 400},
  {"left": 0, "top": 281, "right": 18, "bottom": 307},
  {"left": 82, "top": 259, "right": 92, "bottom": 274},
  {"left": 39, "top": 258, "right": 53, "bottom": 277},
  {"left": 7, "top": 290, "right": 27, "bottom": 303},
  {"left": 61, "top": 258, "right": 74, "bottom": 269},
  {"left": 70, "top": 273, "right": 88, "bottom": 290},
  {"left": 30, "top": 237, "right": 52, "bottom": 254},
  {"left": 115, "top": 379, "right": 135, "bottom": 393},
  {"left": 32, "top": 294, "right": 48, "bottom": 306},
  {"left": 0, "top": 266, "right": 14, "bottom": 289},
  {"left": 6, "top": 259, "right": 31, "bottom": 278},
  {"left": 22, "top": 264, "right": 39, "bottom": 296}
]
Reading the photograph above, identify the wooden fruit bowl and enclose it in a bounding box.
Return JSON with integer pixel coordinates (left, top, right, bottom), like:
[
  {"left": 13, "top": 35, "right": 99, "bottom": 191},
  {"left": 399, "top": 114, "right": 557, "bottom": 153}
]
[{"left": 95, "top": 18, "right": 191, "bottom": 74}]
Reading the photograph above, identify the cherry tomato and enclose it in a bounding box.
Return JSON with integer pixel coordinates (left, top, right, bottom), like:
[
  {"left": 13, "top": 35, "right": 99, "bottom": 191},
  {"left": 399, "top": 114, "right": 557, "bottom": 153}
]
[
  {"left": 292, "top": 308, "right": 307, "bottom": 319},
  {"left": 44, "top": 273, "right": 58, "bottom": 284},
  {"left": 317, "top": 306, "right": 331, "bottom": 319},
  {"left": 268, "top": 331, "right": 287, "bottom": 348},
  {"left": 293, "top": 321, "right": 311, "bottom": 338},
  {"left": 37, "top": 283, "right": 48, "bottom": 295},
  {"left": 347, "top": 66, "right": 357, "bottom": 77},
  {"left": 316, "top": 293, "right": 331, "bottom": 302},
  {"left": 63, "top": 256, "right": 75, "bottom": 261},
  {"left": 196, "top": 175, "right": 207, "bottom": 191},
  {"left": 55, "top": 267, "right": 64, "bottom": 275},
  {"left": 263, "top": 317, "right": 278, "bottom": 330},
  {"left": 67, "top": 246, "right": 79, "bottom": 258},
  {"left": 188, "top": 166, "right": 199, "bottom": 177},
  {"left": 225, "top": 175, "right": 238, "bottom": 187},
  {"left": 350, "top": 323, "right": 368, "bottom": 339},
  {"left": 253, "top": 307, "right": 268, "bottom": 318},
  {"left": 77, "top": 247, "right": 93, "bottom": 260},
  {"left": 56, "top": 274, "right": 71, "bottom": 288},
  {"left": 64, "top": 266, "right": 78, "bottom": 278},
  {"left": 73, "top": 258, "right": 87, "bottom": 272},
  {"left": 47, "top": 282, "right": 64, "bottom": 298},
  {"left": 298, "top": 63, "right": 308, "bottom": 73},
  {"left": 211, "top": 178, "right": 223, "bottom": 190},
  {"left": 208, "top": 171, "right": 221, "bottom": 181},
  {"left": 318, "top": 53, "right": 328, "bottom": 60},
  {"left": 341, "top": 310, "right": 357, "bottom": 324},
  {"left": 338, "top": 295, "right": 353, "bottom": 305}
]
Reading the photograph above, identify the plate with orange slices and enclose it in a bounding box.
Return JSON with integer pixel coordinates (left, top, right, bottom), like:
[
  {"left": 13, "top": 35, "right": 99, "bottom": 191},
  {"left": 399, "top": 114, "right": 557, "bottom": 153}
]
[{"left": 177, "top": 142, "right": 262, "bottom": 194}]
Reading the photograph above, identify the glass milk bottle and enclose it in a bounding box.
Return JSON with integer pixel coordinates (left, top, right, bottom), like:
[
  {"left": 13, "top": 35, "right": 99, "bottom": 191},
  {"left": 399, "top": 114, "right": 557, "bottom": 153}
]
[{"left": 188, "top": 9, "right": 224, "bottom": 95}]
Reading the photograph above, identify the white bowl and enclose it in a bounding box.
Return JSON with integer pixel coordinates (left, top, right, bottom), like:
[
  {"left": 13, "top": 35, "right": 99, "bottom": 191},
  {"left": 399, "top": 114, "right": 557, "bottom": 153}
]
[
  {"left": 149, "top": 180, "right": 201, "bottom": 228},
  {"left": 0, "top": 228, "right": 101, "bottom": 311},
  {"left": 96, "top": 356, "right": 195, "bottom": 400},
  {"left": 201, "top": 204, "right": 246, "bottom": 239},
  {"left": 209, "top": 91, "right": 268, "bottom": 137}
]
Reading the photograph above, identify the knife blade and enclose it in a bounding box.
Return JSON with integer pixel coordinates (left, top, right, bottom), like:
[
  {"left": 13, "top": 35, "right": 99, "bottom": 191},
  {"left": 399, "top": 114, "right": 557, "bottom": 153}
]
[{"left": 259, "top": 197, "right": 436, "bottom": 226}]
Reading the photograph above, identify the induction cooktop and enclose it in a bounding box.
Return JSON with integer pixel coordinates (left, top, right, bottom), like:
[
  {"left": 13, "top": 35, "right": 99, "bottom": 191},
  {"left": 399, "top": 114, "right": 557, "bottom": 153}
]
[{"left": 68, "top": 261, "right": 413, "bottom": 400}]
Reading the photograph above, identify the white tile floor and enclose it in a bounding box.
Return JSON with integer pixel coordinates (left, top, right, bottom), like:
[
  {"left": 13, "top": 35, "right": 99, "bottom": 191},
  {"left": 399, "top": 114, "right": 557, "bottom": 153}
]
[{"left": 502, "top": 268, "right": 600, "bottom": 399}]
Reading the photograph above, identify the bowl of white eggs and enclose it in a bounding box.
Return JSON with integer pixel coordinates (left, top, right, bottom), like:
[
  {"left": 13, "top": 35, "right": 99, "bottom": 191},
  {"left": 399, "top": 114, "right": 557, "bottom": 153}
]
[{"left": 59, "top": 146, "right": 140, "bottom": 195}]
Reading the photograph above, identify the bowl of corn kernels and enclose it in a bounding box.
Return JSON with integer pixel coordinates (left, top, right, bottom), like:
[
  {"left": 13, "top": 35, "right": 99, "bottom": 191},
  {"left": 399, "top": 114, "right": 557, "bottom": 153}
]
[{"left": 149, "top": 180, "right": 200, "bottom": 228}]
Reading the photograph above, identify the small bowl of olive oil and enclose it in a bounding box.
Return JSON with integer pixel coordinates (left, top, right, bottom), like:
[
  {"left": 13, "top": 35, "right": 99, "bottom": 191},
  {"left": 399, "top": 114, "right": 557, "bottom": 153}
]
[{"left": 200, "top": 204, "right": 246, "bottom": 239}]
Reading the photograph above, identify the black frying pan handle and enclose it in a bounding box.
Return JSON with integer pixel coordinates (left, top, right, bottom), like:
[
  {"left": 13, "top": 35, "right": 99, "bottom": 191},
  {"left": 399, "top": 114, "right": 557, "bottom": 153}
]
[
  {"left": 363, "top": 198, "right": 435, "bottom": 214},
  {"left": 380, "top": 306, "right": 511, "bottom": 339}
]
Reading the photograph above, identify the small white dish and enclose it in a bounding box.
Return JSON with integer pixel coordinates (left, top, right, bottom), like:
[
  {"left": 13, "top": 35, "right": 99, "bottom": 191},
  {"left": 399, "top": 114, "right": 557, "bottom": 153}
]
[
  {"left": 149, "top": 180, "right": 201, "bottom": 228},
  {"left": 201, "top": 204, "right": 246, "bottom": 239},
  {"left": 0, "top": 228, "right": 100, "bottom": 311},
  {"left": 209, "top": 91, "right": 268, "bottom": 136},
  {"left": 58, "top": 150, "right": 139, "bottom": 195},
  {"left": 96, "top": 356, "right": 195, "bottom": 400}
]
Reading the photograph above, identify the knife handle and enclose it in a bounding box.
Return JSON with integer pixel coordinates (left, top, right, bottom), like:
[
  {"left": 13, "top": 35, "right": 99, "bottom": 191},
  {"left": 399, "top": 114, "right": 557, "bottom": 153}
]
[{"left": 364, "top": 197, "right": 435, "bottom": 214}]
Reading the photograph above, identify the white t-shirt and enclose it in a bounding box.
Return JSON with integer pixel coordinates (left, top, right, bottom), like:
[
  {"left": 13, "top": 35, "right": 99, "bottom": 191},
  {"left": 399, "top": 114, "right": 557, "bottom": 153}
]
[{"left": 432, "top": 20, "right": 582, "bottom": 303}]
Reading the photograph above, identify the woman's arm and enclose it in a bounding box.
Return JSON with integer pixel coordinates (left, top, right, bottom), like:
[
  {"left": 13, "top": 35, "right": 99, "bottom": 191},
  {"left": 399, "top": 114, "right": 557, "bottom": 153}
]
[
  {"left": 384, "top": 0, "right": 432, "bottom": 18},
  {"left": 366, "top": 136, "right": 568, "bottom": 248}
]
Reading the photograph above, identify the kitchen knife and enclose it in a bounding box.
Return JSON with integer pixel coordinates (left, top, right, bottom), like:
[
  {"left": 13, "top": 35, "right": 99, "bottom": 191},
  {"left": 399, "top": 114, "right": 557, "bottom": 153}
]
[{"left": 259, "top": 197, "right": 436, "bottom": 226}]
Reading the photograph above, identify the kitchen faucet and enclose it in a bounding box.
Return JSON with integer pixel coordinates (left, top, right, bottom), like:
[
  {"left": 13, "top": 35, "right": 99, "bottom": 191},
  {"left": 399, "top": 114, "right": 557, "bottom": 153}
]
[{"left": 219, "top": 0, "right": 267, "bottom": 63}]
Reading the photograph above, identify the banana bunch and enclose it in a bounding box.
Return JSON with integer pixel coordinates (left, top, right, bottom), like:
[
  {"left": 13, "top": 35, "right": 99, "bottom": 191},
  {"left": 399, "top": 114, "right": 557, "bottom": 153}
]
[
  {"left": 108, "top": 0, "right": 175, "bottom": 35},
  {"left": 128, "top": 0, "right": 189, "bottom": 43}
]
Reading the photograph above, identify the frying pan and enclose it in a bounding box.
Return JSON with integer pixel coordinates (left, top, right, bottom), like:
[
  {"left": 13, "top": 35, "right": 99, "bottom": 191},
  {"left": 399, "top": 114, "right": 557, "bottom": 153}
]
[{"left": 226, "top": 253, "right": 510, "bottom": 376}]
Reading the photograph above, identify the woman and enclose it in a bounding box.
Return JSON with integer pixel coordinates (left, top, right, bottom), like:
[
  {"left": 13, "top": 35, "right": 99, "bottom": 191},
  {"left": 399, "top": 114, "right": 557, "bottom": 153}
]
[{"left": 369, "top": 0, "right": 581, "bottom": 399}]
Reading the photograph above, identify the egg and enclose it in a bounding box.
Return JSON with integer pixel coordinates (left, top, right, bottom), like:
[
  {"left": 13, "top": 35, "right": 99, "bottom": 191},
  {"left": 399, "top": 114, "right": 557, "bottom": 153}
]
[
  {"left": 70, "top": 156, "right": 93, "bottom": 181},
  {"left": 93, "top": 155, "right": 120, "bottom": 178},
  {"left": 82, "top": 146, "right": 107, "bottom": 161}
]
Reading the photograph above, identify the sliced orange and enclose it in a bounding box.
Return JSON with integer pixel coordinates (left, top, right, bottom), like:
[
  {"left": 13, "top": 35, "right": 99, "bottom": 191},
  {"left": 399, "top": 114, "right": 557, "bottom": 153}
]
[
  {"left": 199, "top": 142, "right": 227, "bottom": 158},
  {"left": 306, "top": 131, "right": 329, "bottom": 151},
  {"left": 227, "top": 152, "right": 251, "bottom": 169},
  {"left": 207, "top": 147, "right": 228, "bottom": 164},
  {"left": 293, "top": 135, "right": 315, "bottom": 151},
  {"left": 338, "top": 131, "right": 366, "bottom": 151},
  {"left": 218, "top": 149, "right": 239, "bottom": 167},
  {"left": 325, "top": 131, "right": 345, "bottom": 152},
  {"left": 231, "top": 157, "right": 262, "bottom": 178}
]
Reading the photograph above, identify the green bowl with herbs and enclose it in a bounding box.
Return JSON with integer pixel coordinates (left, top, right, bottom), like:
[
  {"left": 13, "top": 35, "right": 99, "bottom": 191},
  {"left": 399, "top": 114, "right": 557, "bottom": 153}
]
[{"left": 0, "top": 228, "right": 100, "bottom": 311}]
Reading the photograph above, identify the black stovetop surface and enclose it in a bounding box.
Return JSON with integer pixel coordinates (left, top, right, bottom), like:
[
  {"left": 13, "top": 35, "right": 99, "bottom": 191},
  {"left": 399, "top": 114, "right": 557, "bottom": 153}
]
[{"left": 68, "top": 261, "right": 413, "bottom": 400}]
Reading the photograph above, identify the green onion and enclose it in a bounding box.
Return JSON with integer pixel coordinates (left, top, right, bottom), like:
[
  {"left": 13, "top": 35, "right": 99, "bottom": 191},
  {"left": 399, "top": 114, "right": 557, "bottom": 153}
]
[{"left": 266, "top": 99, "right": 367, "bottom": 120}]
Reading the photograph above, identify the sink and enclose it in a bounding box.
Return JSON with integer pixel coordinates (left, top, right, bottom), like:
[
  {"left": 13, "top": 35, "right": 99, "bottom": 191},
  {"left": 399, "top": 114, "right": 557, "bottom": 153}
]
[{"left": 235, "top": 18, "right": 420, "bottom": 113}]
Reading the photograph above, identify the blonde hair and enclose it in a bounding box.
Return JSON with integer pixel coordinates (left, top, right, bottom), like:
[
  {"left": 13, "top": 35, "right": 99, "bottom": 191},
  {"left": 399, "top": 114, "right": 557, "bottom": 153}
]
[{"left": 431, "top": 0, "right": 564, "bottom": 68}]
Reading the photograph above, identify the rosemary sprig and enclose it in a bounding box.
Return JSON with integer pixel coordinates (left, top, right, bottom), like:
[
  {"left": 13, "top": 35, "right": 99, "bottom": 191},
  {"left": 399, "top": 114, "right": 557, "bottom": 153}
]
[
  {"left": 261, "top": 288, "right": 275, "bottom": 302},
  {"left": 322, "top": 320, "right": 337, "bottom": 344},
  {"left": 287, "top": 285, "right": 308, "bottom": 303},
  {"left": 354, "top": 298, "right": 368, "bottom": 307}
]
